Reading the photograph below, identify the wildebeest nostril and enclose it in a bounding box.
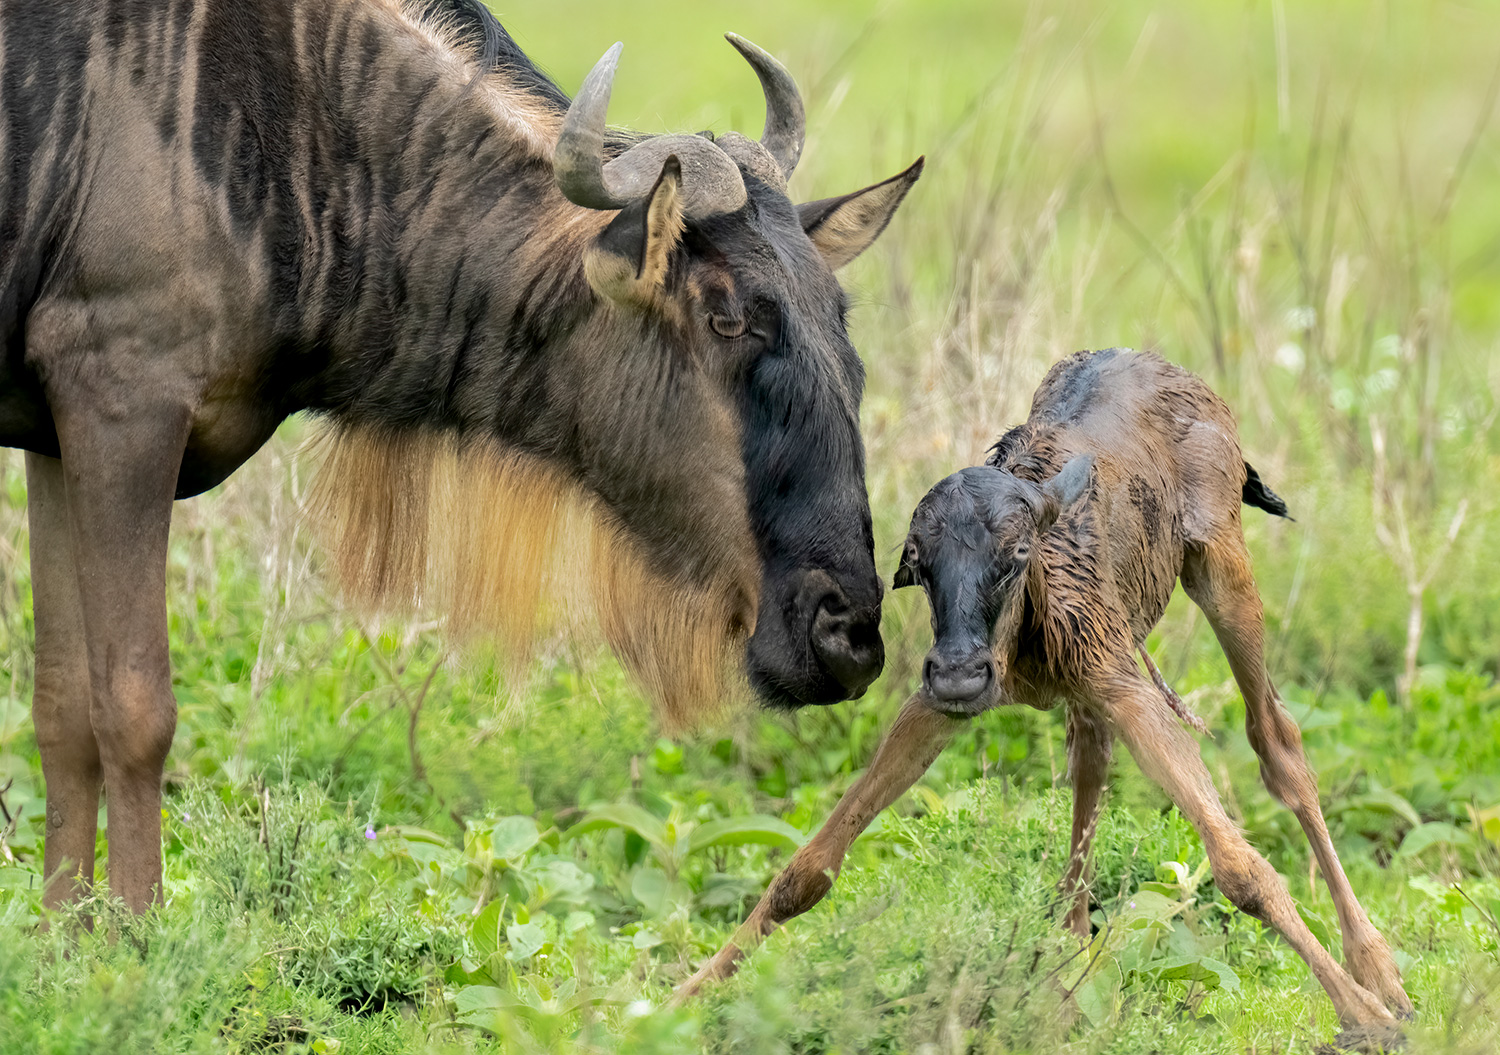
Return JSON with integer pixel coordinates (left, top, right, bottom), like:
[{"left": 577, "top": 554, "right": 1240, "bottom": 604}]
[{"left": 810, "top": 597, "right": 883, "bottom": 696}]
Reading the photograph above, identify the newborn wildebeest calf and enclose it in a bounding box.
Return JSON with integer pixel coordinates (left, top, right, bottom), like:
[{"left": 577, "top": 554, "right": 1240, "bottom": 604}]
[{"left": 680, "top": 349, "right": 1412, "bottom": 1035}]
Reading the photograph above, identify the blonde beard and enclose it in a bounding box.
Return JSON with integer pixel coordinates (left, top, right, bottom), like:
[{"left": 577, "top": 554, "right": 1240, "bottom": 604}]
[{"left": 304, "top": 424, "right": 752, "bottom": 729}]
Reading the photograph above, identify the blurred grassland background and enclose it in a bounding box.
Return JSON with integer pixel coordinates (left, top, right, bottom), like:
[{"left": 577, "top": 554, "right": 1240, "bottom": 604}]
[{"left": 2, "top": 0, "right": 1500, "bottom": 1052}]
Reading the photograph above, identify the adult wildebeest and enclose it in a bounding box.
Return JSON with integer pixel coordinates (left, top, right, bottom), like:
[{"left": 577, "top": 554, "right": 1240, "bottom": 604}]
[
  {"left": 681, "top": 350, "right": 1412, "bottom": 1039},
  {"left": 0, "top": 0, "right": 922, "bottom": 912}
]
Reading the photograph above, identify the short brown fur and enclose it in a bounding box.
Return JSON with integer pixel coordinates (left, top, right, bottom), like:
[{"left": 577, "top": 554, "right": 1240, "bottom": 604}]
[{"left": 681, "top": 350, "right": 1413, "bottom": 1047}]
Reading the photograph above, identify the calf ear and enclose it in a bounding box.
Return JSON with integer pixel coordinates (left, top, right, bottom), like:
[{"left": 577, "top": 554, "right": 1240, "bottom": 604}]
[
  {"left": 799, "top": 157, "right": 923, "bottom": 271},
  {"left": 892, "top": 561, "right": 916, "bottom": 590},
  {"left": 892, "top": 541, "right": 918, "bottom": 589},
  {"left": 584, "top": 156, "right": 686, "bottom": 304},
  {"left": 1037, "top": 454, "right": 1094, "bottom": 533}
]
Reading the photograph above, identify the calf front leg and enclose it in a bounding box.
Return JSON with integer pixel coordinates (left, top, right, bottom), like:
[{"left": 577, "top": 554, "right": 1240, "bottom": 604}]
[
  {"left": 1061, "top": 704, "right": 1111, "bottom": 937},
  {"left": 27, "top": 453, "right": 102, "bottom": 909},
  {"left": 1184, "top": 536, "right": 1413, "bottom": 1016},
  {"left": 1099, "top": 676, "right": 1397, "bottom": 1036},
  {"left": 674, "top": 695, "right": 961, "bottom": 1001}
]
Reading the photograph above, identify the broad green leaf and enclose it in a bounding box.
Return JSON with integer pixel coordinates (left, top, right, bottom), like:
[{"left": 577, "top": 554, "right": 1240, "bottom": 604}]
[
  {"left": 387, "top": 825, "right": 450, "bottom": 845},
  {"left": 1358, "top": 785, "right": 1422, "bottom": 829},
  {"left": 566, "top": 804, "right": 668, "bottom": 851},
  {"left": 1298, "top": 904, "right": 1334, "bottom": 950},
  {"left": 0, "top": 868, "right": 40, "bottom": 891},
  {"left": 490, "top": 816, "right": 540, "bottom": 860},
  {"left": 630, "top": 867, "right": 670, "bottom": 915},
  {"left": 1073, "top": 955, "right": 1123, "bottom": 1026},
  {"left": 1155, "top": 861, "right": 1190, "bottom": 887},
  {"left": 1408, "top": 876, "right": 1467, "bottom": 916},
  {"left": 471, "top": 901, "right": 503, "bottom": 959},
  {"left": 1115, "top": 890, "right": 1189, "bottom": 924},
  {"left": 563, "top": 910, "right": 596, "bottom": 934},
  {"left": 1398, "top": 821, "right": 1470, "bottom": 857},
  {"left": 1151, "top": 955, "right": 1240, "bottom": 992},
  {"left": 506, "top": 920, "right": 546, "bottom": 960},
  {"left": 698, "top": 873, "right": 760, "bottom": 908},
  {"left": 533, "top": 860, "right": 593, "bottom": 901},
  {"left": 686, "top": 815, "right": 805, "bottom": 855},
  {"left": 632, "top": 927, "right": 663, "bottom": 950},
  {"left": 454, "top": 984, "right": 523, "bottom": 1017},
  {"left": 1471, "top": 803, "right": 1500, "bottom": 847}
]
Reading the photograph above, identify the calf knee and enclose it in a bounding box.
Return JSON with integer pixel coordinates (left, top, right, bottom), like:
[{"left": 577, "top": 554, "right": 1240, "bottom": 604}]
[
  {"left": 766, "top": 859, "right": 836, "bottom": 925},
  {"left": 1207, "top": 847, "right": 1280, "bottom": 925},
  {"left": 1247, "top": 705, "right": 1319, "bottom": 811}
]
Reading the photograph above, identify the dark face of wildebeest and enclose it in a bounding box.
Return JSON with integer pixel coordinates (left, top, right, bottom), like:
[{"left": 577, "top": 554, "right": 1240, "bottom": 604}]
[
  {"left": 546, "top": 41, "right": 921, "bottom": 707},
  {"left": 893, "top": 457, "right": 1093, "bottom": 715}
]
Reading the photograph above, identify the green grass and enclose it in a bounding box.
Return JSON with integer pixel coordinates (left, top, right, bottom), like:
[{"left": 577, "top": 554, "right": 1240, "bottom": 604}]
[{"left": 3, "top": 0, "right": 1500, "bottom": 1050}]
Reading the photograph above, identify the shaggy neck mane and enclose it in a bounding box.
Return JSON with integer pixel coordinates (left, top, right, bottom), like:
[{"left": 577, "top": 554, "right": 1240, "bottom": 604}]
[{"left": 305, "top": 426, "right": 747, "bottom": 731}]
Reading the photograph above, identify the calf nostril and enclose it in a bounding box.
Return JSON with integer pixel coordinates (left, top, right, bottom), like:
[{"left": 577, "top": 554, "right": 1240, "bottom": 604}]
[{"left": 925, "top": 651, "right": 994, "bottom": 705}]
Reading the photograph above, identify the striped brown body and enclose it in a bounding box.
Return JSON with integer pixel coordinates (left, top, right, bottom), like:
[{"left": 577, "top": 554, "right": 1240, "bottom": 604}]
[{"left": 0, "top": 0, "right": 924, "bottom": 912}]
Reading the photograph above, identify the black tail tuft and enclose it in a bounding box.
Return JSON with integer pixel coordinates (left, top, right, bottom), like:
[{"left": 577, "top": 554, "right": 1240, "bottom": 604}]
[{"left": 1242, "top": 462, "right": 1292, "bottom": 520}]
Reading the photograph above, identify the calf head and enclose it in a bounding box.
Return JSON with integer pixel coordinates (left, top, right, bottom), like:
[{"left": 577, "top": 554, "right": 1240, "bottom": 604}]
[{"left": 894, "top": 456, "right": 1093, "bottom": 716}]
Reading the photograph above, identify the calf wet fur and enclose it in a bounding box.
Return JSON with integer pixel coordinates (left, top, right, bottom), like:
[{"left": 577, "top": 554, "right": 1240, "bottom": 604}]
[{"left": 680, "top": 349, "right": 1412, "bottom": 1043}]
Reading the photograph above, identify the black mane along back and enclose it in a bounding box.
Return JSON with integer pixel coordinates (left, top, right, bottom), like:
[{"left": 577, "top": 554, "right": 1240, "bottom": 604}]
[{"left": 417, "top": 0, "right": 569, "bottom": 110}]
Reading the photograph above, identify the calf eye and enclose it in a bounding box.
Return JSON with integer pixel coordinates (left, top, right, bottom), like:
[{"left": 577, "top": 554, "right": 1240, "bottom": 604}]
[{"left": 710, "top": 314, "right": 748, "bottom": 339}]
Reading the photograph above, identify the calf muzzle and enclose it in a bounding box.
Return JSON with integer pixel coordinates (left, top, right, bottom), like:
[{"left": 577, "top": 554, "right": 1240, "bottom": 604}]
[{"left": 922, "top": 648, "right": 998, "bottom": 715}]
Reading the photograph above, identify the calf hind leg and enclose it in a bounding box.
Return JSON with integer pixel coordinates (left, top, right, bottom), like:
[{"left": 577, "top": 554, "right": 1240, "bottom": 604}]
[
  {"left": 1183, "top": 535, "right": 1413, "bottom": 1016},
  {"left": 27, "top": 453, "right": 102, "bottom": 908},
  {"left": 1101, "top": 677, "right": 1396, "bottom": 1033}
]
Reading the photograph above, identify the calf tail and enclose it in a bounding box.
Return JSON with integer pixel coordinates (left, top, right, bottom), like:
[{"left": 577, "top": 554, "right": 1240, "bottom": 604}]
[{"left": 1242, "top": 461, "right": 1292, "bottom": 520}]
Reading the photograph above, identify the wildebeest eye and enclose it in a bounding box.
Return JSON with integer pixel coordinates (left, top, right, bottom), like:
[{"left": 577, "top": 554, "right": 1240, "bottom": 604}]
[{"left": 709, "top": 314, "right": 748, "bottom": 339}]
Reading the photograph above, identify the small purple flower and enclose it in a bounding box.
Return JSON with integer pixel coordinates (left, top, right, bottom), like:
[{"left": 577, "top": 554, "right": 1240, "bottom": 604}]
[{"left": 365, "top": 827, "right": 377, "bottom": 840}]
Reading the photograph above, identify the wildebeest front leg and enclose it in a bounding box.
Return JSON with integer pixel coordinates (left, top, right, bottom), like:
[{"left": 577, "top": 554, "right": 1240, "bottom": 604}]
[
  {"left": 48, "top": 396, "right": 189, "bottom": 913},
  {"left": 674, "top": 695, "right": 960, "bottom": 1000},
  {"left": 1061, "top": 704, "right": 1111, "bottom": 937},
  {"left": 27, "top": 453, "right": 102, "bottom": 908},
  {"left": 1183, "top": 536, "right": 1413, "bottom": 1017},
  {"left": 1099, "top": 675, "right": 1397, "bottom": 1035}
]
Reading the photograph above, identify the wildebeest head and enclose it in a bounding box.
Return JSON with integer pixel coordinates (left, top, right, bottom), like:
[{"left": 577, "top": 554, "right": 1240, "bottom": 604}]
[
  {"left": 549, "top": 38, "right": 922, "bottom": 708},
  {"left": 893, "top": 457, "right": 1093, "bottom": 716}
]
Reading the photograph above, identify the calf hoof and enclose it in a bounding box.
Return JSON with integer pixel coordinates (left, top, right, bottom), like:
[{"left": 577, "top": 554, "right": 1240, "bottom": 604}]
[
  {"left": 1315, "top": 1022, "right": 1406, "bottom": 1053},
  {"left": 669, "top": 946, "right": 742, "bottom": 1008},
  {"left": 1345, "top": 935, "right": 1415, "bottom": 1020}
]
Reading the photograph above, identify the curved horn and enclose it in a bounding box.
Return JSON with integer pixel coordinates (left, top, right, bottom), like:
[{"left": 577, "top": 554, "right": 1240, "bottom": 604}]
[
  {"left": 725, "top": 33, "right": 805, "bottom": 178},
  {"left": 555, "top": 42, "right": 626, "bottom": 210},
  {"left": 556, "top": 44, "right": 748, "bottom": 217}
]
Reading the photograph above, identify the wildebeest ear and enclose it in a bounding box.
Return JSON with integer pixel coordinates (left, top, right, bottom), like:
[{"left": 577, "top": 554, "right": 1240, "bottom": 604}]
[
  {"left": 798, "top": 157, "right": 924, "bottom": 271},
  {"left": 584, "top": 155, "right": 686, "bottom": 303},
  {"left": 1036, "top": 454, "right": 1094, "bottom": 533}
]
